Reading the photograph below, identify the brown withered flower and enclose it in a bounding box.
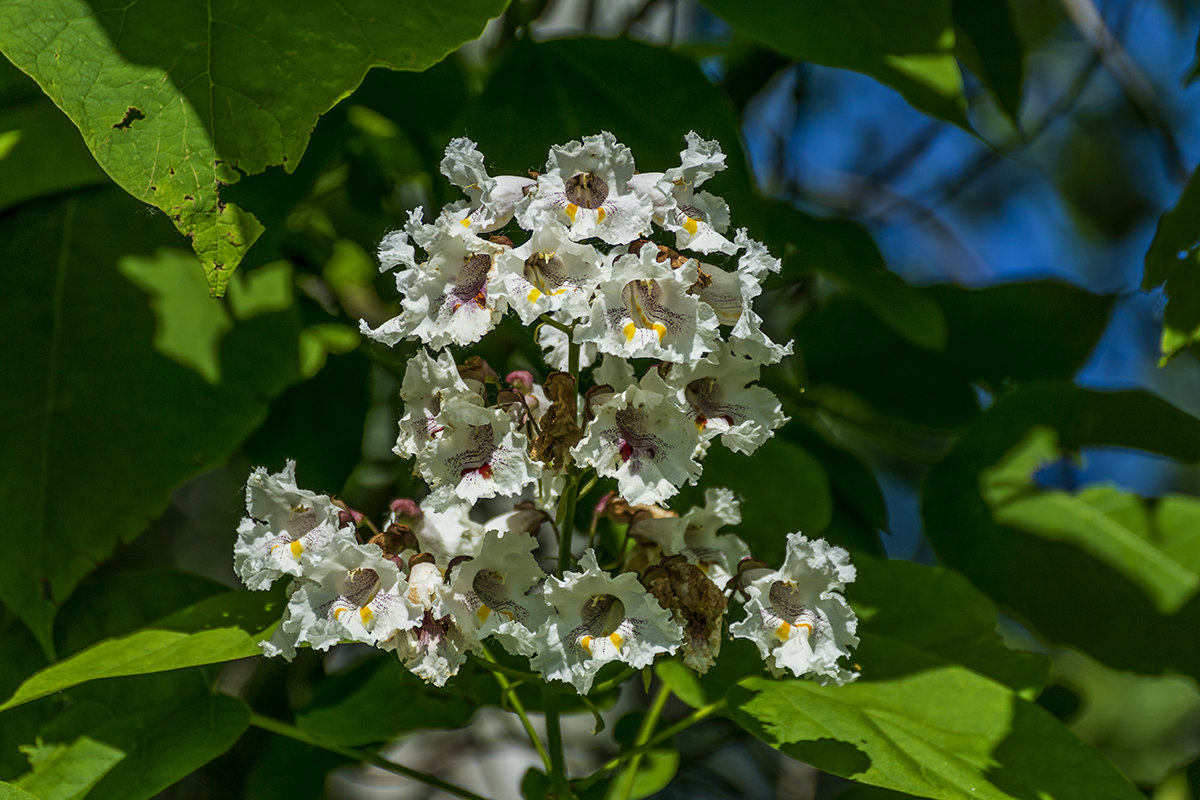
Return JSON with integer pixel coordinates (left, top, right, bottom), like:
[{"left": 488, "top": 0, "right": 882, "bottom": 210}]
[
  {"left": 642, "top": 555, "right": 727, "bottom": 674},
  {"left": 530, "top": 371, "right": 583, "bottom": 470}
]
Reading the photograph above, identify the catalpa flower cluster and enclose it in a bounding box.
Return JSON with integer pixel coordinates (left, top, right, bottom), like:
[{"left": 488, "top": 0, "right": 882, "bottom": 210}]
[{"left": 234, "top": 133, "right": 859, "bottom": 693}]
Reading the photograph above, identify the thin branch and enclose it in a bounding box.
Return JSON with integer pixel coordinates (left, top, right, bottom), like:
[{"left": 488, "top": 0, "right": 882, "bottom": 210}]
[{"left": 248, "top": 713, "right": 491, "bottom": 800}]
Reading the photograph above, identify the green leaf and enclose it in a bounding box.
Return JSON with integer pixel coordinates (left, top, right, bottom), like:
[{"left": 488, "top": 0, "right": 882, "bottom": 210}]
[
  {"left": 0, "top": 0, "right": 509, "bottom": 294},
  {"left": 671, "top": 430, "right": 832, "bottom": 564},
  {"left": 765, "top": 204, "right": 948, "bottom": 351},
  {"left": 699, "top": 0, "right": 969, "bottom": 128},
  {"left": 0, "top": 590, "right": 281, "bottom": 712},
  {"left": 0, "top": 188, "right": 302, "bottom": 652},
  {"left": 924, "top": 282, "right": 1113, "bottom": 387},
  {"left": 0, "top": 784, "right": 38, "bottom": 800},
  {"left": 795, "top": 295, "right": 978, "bottom": 430},
  {"left": 852, "top": 557, "right": 1049, "bottom": 698},
  {"left": 36, "top": 670, "right": 249, "bottom": 800},
  {"left": 951, "top": 0, "right": 1024, "bottom": 120},
  {"left": 294, "top": 654, "right": 500, "bottom": 747},
  {"left": 922, "top": 383, "right": 1200, "bottom": 678},
  {"left": 1143, "top": 164, "right": 1200, "bottom": 359},
  {"left": 727, "top": 636, "right": 1142, "bottom": 800},
  {"left": 12, "top": 736, "right": 124, "bottom": 800},
  {"left": 981, "top": 427, "right": 1200, "bottom": 615},
  {"left": 614, "top": 749, "right": 679, "bottom": 800},
  {"left": 0, "top": 60, "right": 107, "bottom": 212}
]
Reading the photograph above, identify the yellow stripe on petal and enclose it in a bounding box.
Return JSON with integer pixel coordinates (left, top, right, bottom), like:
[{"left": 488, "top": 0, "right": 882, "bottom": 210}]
[
  {"left": 775, "top": 621, "right": 791, "bottom": 641},
  {"left": 797, "top": 622, "right": 813, "bottom": 637},
  {"left": 596, "top": 207, "right": 606, "bottom": 223},
  {"left": 460, "top": 217, "right": 472, "bottom": 228},
  {"left": 360, "top": 607, "right": 373, "bottom": 623},
  {"left": 683, "top": 217, "right": 699, "bottom": 235},
  {"left": 527, "top": 288, "right": 542, "bottom": 303},
  {"left": 652, "top": 322, "right": 667, "bottom": 342},
  {"left": 608, "top": 632, "right": 623, "bottom": 651},
  {"left": 623, "top": 322, "right": 637, "bottom": 342},
  {"left": 477, "top": 605, "right": 492, "bottom": 623},
  {"left": 565, "top": 203, "right": 578, "bottom": 223},
  {"left": 334, "top": 607, "right": 346, "bottom": 620},
  {"left": 289, "top": 540, "right": 304, "bottom": 557},
  {"left": 580, "top": 635, "right": 593, "bottom": 654}
]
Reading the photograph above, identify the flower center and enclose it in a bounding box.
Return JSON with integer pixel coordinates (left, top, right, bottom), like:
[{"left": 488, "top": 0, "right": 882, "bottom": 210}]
[
  {"left": 450, "top": 425, "right": 496, "bottom": 479},
  {"left": 523, "top": 251, "right": 569, "bottom": 295},
  {"left": 564, "top": 171, "right": 609, "bottom": 209},
  {"left": 768, "top": 581, "right": 817, "bottom": 641},
  {"left": 614, "top": 407, "right": 666, "bottom": 463},
  {"left": 685, "top": 376, "right": 743, "bottom": 428},
  {"left": 472, "top": 569, "right": 522, "bottom": 622},
  {"left": 620, "top": 280, "right": 684, "bottom": 343},
  {"left": 449, "top": 253, "right": 492, "bottom": 311}
]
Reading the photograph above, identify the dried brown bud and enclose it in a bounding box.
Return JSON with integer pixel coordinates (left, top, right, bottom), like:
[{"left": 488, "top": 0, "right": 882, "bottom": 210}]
[
  {"left": 530, "top": 372, "right": 582, "bottom": 470},
  {"left": 458, "top": 355, "right": 498, "bottom": 386},
  {"left": 642, "top": 556, "right": 727, "bottom": 674},
  {"left": 369, "top": 523, "right": 419, "bottom": 557},
  {"left": 488, "top": 235, "right": 515, "bottom": 248},
  {"left": 583, "top": 384, "right": 615, "bottom": 421}
]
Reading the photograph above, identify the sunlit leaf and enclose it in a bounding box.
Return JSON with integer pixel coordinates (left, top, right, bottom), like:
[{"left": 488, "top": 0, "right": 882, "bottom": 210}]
[
  {"left": 982, "top": 427, "right": 1200, "bottom": 614},
  {"left": 11, "top": 736, "right": 124, "bottom": 800},
  {"left": 0, "top": 188, "right": 302, "bottom": 651},
  {"left": 728, "top": 636, "right": 1142, "bottom": 800},
  {"left": 0, "top": 0, "right": 509, "bottom": 293},
  {"left": 922, "top": 383, "right": 1200, "bottom": 678},
  {"left": 0, "top": 590, "right": 281, "bottom": 712},
  {"left": 699, "top": 0, "right": 969, "bottom": 128}
]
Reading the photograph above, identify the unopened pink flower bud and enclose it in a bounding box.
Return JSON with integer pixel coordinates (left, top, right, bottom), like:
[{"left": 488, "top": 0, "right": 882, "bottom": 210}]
[
  {"left": 389, "top": 498, "right": 423, "bottom": 522},
  {"left": 506, "top": 370, "right": 535, "bottom": 394},
  {"left": 338, "top": 507, "right": 364, "bottom": 528}
]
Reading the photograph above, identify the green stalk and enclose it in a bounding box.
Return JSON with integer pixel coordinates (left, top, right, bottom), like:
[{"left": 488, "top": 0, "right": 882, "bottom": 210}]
[
  {"left": 609, "top": 685, "right": 672, "bottom": 800},
  {"left": 479, "top": 648, "right": 553, "bottom": 775},
  {"left": 249, "top": 712, "right": 490, "bottom": 800},
  {"left": 574, "top": 698, "right": 727, "bottom": 791},
  {"left": 541, "top": 687, "right": 575, "bottom": 798}
]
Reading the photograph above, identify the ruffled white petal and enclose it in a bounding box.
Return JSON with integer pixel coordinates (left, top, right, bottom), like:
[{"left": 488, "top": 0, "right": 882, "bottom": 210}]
[
  {"left": 450, "top": 529, "right": 548, "bottom": 656},
  {"left": 728, "top": 533, "right": 859, "bottom": 684},
  {"left": 532, "top": 551, "right": 681, "bottom": 693}
]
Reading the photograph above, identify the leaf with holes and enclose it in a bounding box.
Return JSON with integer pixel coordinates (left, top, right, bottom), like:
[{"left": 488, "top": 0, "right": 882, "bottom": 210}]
[{"left": 0, "top": 0, "right": 509, "bottom": 294}]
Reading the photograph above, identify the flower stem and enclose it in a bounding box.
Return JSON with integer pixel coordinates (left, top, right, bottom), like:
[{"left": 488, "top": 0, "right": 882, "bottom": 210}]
[
  {"left": 541, "top": 687, "right": 575, "bottom": 798},
  {"left": 574, "top": 698, "right": 727, "bottom": 791},
  {"left": 609, "top": 684, "right": 672, "bottom": 800},
  {"left": 248, "top": 712, "right": 491, "bottom": 800},
  {"left": 556, "top": 470, "right": 580, "bottom": 575},
  {"left": 479, "top": 647, "right": 553, "bottom": 775}
]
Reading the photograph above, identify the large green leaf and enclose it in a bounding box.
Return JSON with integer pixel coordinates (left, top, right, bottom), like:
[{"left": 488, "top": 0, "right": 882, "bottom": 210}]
[
  {"left": 1143, "top": 164, "right": 1200, "bottom": 359},
  {"left": 922, "top": 383, "right": 1200, "bottom": 678},
  {"left": 36, "top": 670, "right": 250, "bottom": 800},
  {"left": 983, "top": 427, "right": 1200, "bottom": 614},
  {"left": 0, "top": 60, "right": 106, "bottom": 212},
  {"left": 699, "top": 0, "right": 969, "bottom": 128},
  {"left": 0, "top": 188, "right": 301, "bottom": 652},
  {"left": 852, "top": 557, "right": 1049, "bottom": 698},
  {"left": 0, "top": 0, "right": 509, "bottom": 294},
  {"left": 727, "top": 637, "right": 1141, "bottom": 800},
  {"left": 670, "top": 430, "right": 832, "bottom": 564},
  {"left": 951, "top": 0, "right": 1024, "bottom": 121},
  {"left": 0, "top": 784, "right": 38, "bottom": 800},
  {"left": 10, "top": 736, "right": 124, "bottom": 800},
  {"left": 295, "top": 653, "right": 500, "bottom": 747},
  {"left": 0, "top": 590, "right": 281, "bottom": 712}
]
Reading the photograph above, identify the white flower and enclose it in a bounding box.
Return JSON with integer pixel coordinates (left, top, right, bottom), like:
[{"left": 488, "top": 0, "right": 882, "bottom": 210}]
[
  {"left": 572, "top": 370, "right": 702, "bottom": 506},
  {"left": 729, "top": 533, "right": 859, "bottom": 685},
  {"left": 412, "top": 497, "right": 487, "bottom": 565},
  {"left": 626, "top": 132, "right": 736, "bottom": 255},
  {"left": 388, "top": 559, "right": 480, "bottom": 686},
  {"left": 532, "top": 550, "right": 681, "bottom": 693},
  {"left": 417, "top": 397, "right": 542, "bottom": 508},
  {"left": 518, "top": 132, "right": 655, "bottom": 245},
  {"left": 631, "top": 487, "right": 749, "bottom": 591},
  {"left": 449, "top": 529, "right": 547, "bottom": 656},
  {"left": 361, "top": 216, "right": 508, "bottom": 348},
  {"left": 394, "top": 349, "right": 482, "bottom": 459},
  {"left": 496, "top": 224, "right": 605, "bottom": 325},
  {"left": 440, "top": 137, "right": 535, "bottom": 232},
  {"left": 536, "top": 321, "right": 598, "bottom": 372},
  {"left": 664, "top": 344, "right": 787, "bottom": 456},
  {"left": 261, "top": 543, "right": 420, "bottom": 660},
  {"left": 575, "top": 245, "right": 720, "bottom": 364},
  {"left": 234, "top": 461, "right": 357, "bottom": 591}
]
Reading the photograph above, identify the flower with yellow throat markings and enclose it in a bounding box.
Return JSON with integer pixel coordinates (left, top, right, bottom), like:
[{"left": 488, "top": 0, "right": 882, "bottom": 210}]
[{"left": 532, "top": 550, "right": 681, "bottom": 694}]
